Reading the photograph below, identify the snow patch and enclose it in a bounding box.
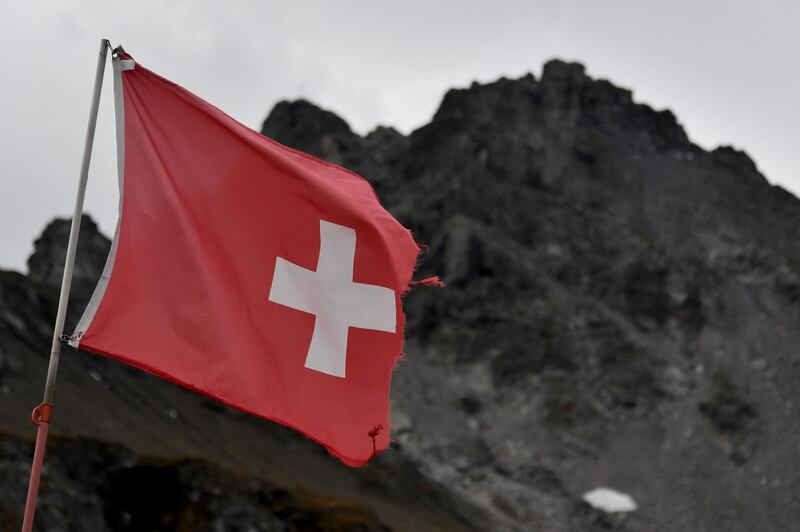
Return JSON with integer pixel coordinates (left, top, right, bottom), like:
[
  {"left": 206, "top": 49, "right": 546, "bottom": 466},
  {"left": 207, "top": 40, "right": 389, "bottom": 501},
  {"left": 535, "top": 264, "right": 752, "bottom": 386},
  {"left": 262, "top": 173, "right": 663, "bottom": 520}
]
[{"left": 582, "top": 487, "right": 637, "bottom": 513}]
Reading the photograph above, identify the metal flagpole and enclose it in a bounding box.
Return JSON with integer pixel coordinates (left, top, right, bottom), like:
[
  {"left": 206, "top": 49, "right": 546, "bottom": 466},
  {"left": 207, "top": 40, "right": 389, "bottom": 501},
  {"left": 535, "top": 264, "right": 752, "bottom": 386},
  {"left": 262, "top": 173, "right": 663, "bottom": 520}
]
[{"left": 21, "top": 38, "right": 110, "bottom": 532}]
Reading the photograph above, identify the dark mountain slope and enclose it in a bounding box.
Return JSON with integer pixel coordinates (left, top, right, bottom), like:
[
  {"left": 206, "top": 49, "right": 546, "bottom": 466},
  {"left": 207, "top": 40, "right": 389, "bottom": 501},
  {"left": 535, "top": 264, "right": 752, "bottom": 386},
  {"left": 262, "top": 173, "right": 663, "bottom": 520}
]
[{"left": 262, "top": 60, "right": 800, "bottom": 531}]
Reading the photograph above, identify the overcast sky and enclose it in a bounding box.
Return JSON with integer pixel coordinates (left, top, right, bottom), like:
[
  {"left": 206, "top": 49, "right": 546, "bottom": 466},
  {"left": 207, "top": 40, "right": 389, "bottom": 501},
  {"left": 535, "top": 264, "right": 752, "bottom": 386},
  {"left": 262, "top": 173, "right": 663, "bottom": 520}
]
[{"left": 0, "top": 1, "right": 797, "bottom": 271}]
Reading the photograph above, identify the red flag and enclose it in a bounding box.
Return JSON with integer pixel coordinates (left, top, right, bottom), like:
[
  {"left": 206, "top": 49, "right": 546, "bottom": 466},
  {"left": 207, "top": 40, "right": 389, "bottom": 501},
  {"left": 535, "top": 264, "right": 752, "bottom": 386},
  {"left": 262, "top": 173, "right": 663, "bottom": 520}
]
[{"left": 70, "top": 52, "right": 420, "bottom": 466}]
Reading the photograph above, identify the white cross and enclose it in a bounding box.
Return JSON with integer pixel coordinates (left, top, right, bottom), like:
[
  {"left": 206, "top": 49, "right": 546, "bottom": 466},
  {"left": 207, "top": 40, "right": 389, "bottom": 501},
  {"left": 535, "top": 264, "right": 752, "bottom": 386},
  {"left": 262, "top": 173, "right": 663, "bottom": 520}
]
[{"left": 267, "top": 220, "right": 397, "bottom": 378}]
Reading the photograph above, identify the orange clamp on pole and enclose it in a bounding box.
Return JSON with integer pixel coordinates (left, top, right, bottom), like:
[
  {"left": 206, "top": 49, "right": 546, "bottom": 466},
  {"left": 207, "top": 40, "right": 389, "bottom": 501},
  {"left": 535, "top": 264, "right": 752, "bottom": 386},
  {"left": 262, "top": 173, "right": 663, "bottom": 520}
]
[{"left": 31, "top": 403, "right": 53, "bottom": 426}]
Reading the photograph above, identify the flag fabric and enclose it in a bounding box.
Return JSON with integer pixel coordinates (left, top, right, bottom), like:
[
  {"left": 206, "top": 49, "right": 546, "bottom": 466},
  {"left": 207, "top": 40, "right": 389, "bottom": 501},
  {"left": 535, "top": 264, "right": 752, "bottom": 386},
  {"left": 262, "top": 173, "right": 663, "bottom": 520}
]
[{"left": 70, "top": 52, "right": 420, "bottom": 466}]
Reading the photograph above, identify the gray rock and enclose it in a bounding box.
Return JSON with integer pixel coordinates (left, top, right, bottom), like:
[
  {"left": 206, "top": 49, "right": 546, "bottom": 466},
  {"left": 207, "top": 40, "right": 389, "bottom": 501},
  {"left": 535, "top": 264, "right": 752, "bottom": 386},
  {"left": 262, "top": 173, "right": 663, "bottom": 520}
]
[
  {"left": 262, "top": 59, "right": 800, "bottom": 531},
  {"left": 27, "top": 215, "right": 110, "bottom": 293}
]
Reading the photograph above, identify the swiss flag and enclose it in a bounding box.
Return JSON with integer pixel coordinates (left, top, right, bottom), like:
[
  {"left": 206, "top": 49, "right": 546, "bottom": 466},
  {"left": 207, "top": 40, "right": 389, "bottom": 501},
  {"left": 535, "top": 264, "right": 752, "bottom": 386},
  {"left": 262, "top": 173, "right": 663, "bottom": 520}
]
[{"left": 70, "top": 52, "right": 420, "bottom": 466}]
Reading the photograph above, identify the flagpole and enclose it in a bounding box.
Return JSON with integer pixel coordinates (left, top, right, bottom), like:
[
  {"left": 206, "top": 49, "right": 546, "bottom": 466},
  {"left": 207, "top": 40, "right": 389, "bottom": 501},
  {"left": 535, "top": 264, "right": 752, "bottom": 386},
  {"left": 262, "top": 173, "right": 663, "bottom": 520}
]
[{"left": 21, "top": 38, "right": 110, "bottom": 532}]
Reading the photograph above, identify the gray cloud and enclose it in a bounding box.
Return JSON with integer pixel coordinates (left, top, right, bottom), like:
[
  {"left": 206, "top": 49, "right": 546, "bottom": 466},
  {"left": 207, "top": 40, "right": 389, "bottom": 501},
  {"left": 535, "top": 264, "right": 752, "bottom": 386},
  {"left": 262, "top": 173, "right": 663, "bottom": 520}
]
[{"left": 0, "top": 1, "right": 797, "bottom": 271}]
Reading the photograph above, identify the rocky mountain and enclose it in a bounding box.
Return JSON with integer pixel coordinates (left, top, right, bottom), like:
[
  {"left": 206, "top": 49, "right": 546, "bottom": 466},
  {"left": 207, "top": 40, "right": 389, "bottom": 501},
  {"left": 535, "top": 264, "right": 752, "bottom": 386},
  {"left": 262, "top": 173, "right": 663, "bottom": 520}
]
[{"left": 2, "top": 59, "right": 799, "bottom": 531}]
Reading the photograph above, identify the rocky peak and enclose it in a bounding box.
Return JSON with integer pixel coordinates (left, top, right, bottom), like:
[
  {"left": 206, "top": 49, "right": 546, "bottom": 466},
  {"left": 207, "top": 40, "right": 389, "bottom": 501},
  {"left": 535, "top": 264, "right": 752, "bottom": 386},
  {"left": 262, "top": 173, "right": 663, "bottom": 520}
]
[
  {"left": 260, "top": 99, "right": 356, "bottom": 160},
  {"left": 540, "top": 59, "right": 588, "bottom": 83},
  {"left": 261, "top": 100, "right": 407, "bottom": 197},
  {"left": 26, "top": 214, "right": 110, "bottom": 294}
]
